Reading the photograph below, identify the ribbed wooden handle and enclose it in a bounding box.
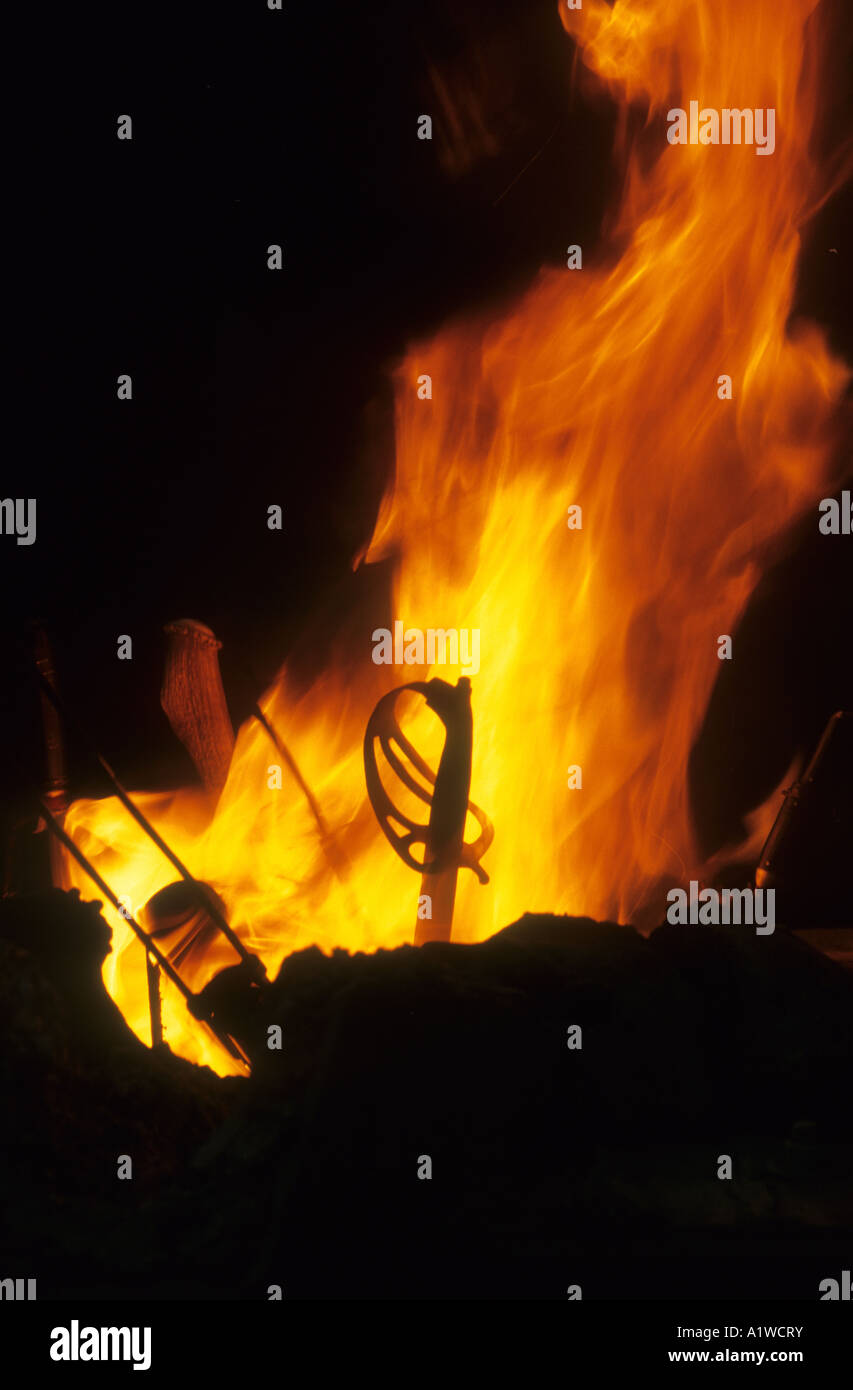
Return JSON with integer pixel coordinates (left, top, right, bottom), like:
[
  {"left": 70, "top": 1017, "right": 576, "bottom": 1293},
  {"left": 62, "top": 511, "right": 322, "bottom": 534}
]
[{"left": 161, "top": 619, "right": 235, "bottom": 794}]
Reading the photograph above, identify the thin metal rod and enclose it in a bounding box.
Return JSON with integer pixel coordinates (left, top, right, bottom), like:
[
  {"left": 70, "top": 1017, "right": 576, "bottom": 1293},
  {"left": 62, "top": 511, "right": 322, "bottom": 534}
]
[
  {"left": 97, "top": 754, "right": 258, "bottom": 969},
  {"left": 252, "top": 703, "right": 331, "bottom": 838},
  {"left": 252, "top": 701, "right": 354, "bottom": 885},
  {"left": 36, "top": 671, "right": 263, "bottom": 978},
  {"left": 38, "top": 799, "right": 194, "bottom": 1003},
  {"left": 240, "top": 661, "right": 365, "bottom": 928},
  {"left": 40, "top": 800, "right": 251, "bottom": 1070},
  {"left": 146, "top": 954, "right": 164, "bottom": 1047},
  {"left": 32, "top": 622, "right": 70, "bottom": 886}
]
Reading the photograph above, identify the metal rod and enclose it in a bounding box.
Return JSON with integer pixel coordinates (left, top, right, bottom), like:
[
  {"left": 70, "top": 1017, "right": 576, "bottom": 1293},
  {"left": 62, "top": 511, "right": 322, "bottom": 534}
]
[
  {"left": 39, "top": 800, "right": 250, "bottom": 1069},
  {"left": 252, "top": 704, "right": 330, "bottom": 839},
  {"left": 35, "top": 671, "right": 264, "bottom": 980},
  {"left": 146, "top": 954, "right": 164, "bottom": 1047},
  {"left": 97, "top": 754, "right": 260, "bottom": 970},
  {"left": 32, "top": 625, "right": 69, "bottom": 814},
  {"left": 251, "top": 701, "right": 354, "bottom": 885},
  {"left": 38, "top": 799, "right": 194, "bottom": 1003},
  {"left": 32, "top": 622, "right": 70, "bottom": 886}
]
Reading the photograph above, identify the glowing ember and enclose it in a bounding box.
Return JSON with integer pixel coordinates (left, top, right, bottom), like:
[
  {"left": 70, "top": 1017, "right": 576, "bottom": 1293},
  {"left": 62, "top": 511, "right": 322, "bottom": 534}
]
[{"left": 63, "top": 0, "right": 850, "bottom": 1073}]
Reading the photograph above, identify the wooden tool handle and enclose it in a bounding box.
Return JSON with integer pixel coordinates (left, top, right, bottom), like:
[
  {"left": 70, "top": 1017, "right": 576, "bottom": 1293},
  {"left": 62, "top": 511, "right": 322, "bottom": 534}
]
[{"left": 161, "top": 620, "right": 235, "bottom": 794}]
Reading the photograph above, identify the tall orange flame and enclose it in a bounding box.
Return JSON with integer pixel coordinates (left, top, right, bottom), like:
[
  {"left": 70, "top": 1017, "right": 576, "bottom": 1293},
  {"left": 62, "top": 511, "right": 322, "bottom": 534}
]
[{"left": 63, "top": 0, "right": 850, "bottom": 1074}]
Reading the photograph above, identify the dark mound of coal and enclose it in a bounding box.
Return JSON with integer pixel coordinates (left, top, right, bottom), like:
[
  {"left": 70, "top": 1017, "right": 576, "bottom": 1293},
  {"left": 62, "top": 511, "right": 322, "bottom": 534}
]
[{"left": 1, "top": 894, "right": 851, "bottom": 1299}]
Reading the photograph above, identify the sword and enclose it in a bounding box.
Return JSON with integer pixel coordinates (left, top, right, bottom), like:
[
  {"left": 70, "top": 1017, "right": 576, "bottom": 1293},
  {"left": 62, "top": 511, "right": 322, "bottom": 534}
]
[{"left": 364, "top": 676, "right": 493, "bottom": 944}]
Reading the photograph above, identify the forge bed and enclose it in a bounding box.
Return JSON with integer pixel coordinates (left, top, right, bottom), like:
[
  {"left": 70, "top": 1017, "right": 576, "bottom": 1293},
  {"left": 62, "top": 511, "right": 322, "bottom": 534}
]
[{"left": 1, "top": 890, "right": 851, "bottom": 1300}]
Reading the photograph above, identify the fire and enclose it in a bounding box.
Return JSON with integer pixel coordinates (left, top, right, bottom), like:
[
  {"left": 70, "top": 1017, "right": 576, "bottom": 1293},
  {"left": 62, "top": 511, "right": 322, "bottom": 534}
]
[{"left": 63, "top": 0, "right": 850, "bottom": 1074}]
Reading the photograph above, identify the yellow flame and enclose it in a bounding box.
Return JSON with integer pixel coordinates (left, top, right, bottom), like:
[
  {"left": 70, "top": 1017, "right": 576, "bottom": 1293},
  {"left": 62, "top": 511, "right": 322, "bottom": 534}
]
[{"left": 64, "top": 0, "right": 850, "bottom": 1073}]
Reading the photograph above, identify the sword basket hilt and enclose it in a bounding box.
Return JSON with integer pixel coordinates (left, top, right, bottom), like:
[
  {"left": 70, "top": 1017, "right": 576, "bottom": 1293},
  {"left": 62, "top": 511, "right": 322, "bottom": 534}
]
[{"left": 363, "top": 677, "right": 493, "bottom": 898}]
